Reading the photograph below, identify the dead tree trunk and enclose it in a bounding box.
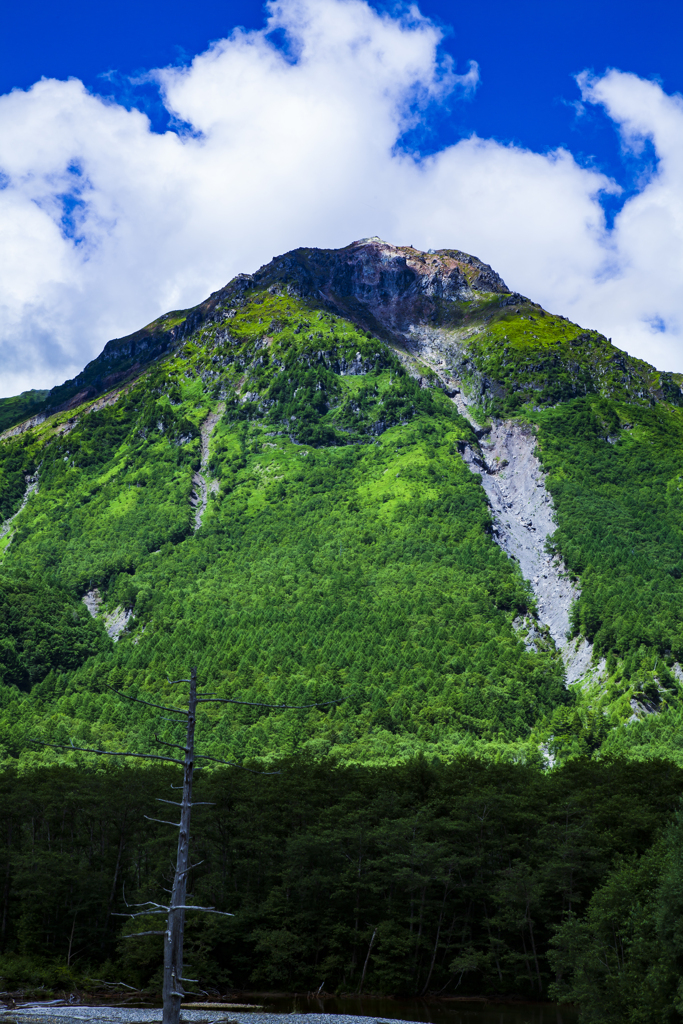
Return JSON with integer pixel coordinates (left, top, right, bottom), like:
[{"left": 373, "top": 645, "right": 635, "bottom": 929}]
[
  {"left": 36, "top": 670, "right": 339, "bottom": 1024},
  {"left": 163, "top": 667, "right": 197, "bottom": 1024}
]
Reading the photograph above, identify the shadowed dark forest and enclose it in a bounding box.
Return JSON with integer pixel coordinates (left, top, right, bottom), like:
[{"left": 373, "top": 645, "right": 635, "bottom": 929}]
[{"left": 1, "top": 757, "right": 683, "bottom": 1022}]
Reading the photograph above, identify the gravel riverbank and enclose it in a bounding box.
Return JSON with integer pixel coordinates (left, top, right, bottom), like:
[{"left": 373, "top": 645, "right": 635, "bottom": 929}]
[{"left": 0, "top": 1010, "right": 416, "bottom": 1024}]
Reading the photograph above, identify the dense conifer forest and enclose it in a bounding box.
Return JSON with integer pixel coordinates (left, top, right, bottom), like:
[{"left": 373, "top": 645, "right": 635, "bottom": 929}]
[
  {"left": 2, "top": 240, "right": 683, "bottom": 1020},
  {"left": 2, "top": 757, "right": 683, "bottom": 1013}
]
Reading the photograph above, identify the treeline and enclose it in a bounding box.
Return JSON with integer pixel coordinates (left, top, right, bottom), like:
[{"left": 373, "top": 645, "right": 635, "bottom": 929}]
[{"left": 1, "top": 756, "right": 682, "bottom": 1020}]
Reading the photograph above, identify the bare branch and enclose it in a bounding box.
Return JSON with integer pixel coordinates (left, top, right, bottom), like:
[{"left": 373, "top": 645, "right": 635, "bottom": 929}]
[
  {"left": 85, "top": 980, "right": 140, "bottom": 990},
  {"left": 112, "top": 910, "right": 169, "bottom": 918},
  {"left": 116, "top": 905, "right": 233, "bottom": 918},
  {"left": 122, "top": 893, "right": 169, "bottom": 910},
  {"left": 114, "top": 901, "right": 171, "bottom": 915},
  {"left": 156, "top": 800, "right": 215, "bottom": 807},
  {"left": 104, "top": 683, "right": 186, "bottom": 715},
  {"left": 144, "top": 815, "right": 181, "bottom": 827},
  {"left": 177, "top": 861, "right": 204, "bottom": 877},
  {"left": 171, "top": 906, "right": 234, "bottom": 916},
  {"left": 153, "top": 735, "right": 188, "bottom": 752},
  {"left": 121, "top": 932, "right": 166, "bottom": 939},
  {"left": 31, "top": 740, "right": 184, "bottom": 766}
]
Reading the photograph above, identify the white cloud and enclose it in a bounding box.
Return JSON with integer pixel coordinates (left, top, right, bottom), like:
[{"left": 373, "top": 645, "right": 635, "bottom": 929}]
[
  {"left": 571, "top": 70, "right": 683, "bottom": 368},
  {"left": 0, "top": 0, "right": 681, "bottom": 396}
]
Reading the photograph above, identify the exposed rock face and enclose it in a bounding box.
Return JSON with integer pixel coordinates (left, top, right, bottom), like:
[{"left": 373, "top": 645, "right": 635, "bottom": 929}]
[
  {"left": 8, "top": 238, "right": 504, "bottom": 424},
  {"left": 3, "top": 235, "right": 680, "bottom": 441},
  {"left": 250, "top": 237, "right": 509, "bottom": 343},
  {"left": 0, "top": 387, "right": 127, "bottom": 441},
  {"left": 191, "top": 403, "right": 225, "bottom": 530},
  {"left": 82, "top": 588, "right": 103, "bottom": 617},
  {"left": 475, "top": 418, "right": 577, "bottom": 648},
  {"left": 82, "top": 587, "right": 132, "bottom": 641},
  {"left": 563, "top": 638, "right": 596, "bottom": 686},
  {"left": 443, "top": 389, "right": 590, "bottom": 681},
  {"left": 0, "top": 413, "right": 47, "bottom": 441},
  {"left": 104, "top": 606, "right": 133, "bottom": 641}
]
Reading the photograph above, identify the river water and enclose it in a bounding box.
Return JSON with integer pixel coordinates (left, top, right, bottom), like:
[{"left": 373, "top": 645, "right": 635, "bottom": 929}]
[{"left": 261, "top": 995, "right": 577, "bottom": 1024}]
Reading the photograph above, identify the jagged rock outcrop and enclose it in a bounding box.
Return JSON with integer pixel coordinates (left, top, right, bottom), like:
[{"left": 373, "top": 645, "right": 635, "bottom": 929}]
[
  {"left": 21, "top": 239, "right": 509, "bottom": 420},
  {"left": 247, "top": 237, "right": 509, "bottom": 342}
]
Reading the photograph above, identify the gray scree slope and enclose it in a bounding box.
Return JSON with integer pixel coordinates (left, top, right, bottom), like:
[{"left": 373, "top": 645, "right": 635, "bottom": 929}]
[{"left": 448, "top": 392, "right": 593, "bottom": 684}]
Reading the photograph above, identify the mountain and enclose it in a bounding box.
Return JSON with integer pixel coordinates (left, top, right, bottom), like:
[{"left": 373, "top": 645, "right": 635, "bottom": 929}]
[
  {"left": 2, "top": 236, "right": 683, "bottom": 767},
  {"left": 0, "top": 388, "right": 50, "bottom": 434}
]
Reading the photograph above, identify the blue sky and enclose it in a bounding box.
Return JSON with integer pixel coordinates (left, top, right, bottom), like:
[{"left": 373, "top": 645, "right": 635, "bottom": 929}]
[
  {"left": 5, "top": 0, "right": 679, "bottom": 198},
  {"left": 1, "top": 0, "right": 682, "bottom": 393}
]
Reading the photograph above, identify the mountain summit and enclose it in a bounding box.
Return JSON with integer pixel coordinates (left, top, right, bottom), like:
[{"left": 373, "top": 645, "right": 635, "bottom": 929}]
[
  {"left": 5, "top": 238, "right": 509, "bottom": 425},
  {"left": 6, "top": 237, "right": 678, "bottom": 432},
  {"left": 1, "top": 239, "right": 683, "bottom": 767}
]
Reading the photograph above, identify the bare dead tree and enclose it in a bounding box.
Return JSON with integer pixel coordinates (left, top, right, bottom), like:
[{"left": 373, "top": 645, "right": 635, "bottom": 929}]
[{"left": 36, "top": 667, "right": 339, "bottom": 1024}]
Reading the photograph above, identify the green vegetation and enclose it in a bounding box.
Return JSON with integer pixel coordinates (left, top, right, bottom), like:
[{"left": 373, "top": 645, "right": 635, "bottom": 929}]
[
  {"left": 0, "top": 576, "right": 108, "bottom": 692},
  {"left": 0, "top": 307, "right": 571, "bottom": 761},
  {"left": 518, "top": 397, "right": 683, "bottom": 762},
  {"left": 4, "top": 249, "right": 683, "bottom": 1018},
  {"left": 0, "top": 389, "right": 49, "bottom": 434},
  {"left": 537, "top": 399, "right": 683, "bottom": 659},
  {"left": 0, "top": 431, "right": 40, "bottom": 521},
  {"left": 550, "top": 803, "right": 683, "bottom": 1023},
  {"left": 0, "top": 757, "right": 679, "bottom": 1001},
  {"left": 2, "top": 287, "right": 683, "bottom": 766},
  {"left": 440, "top": 298, "right": 683, "bottom": 416}
]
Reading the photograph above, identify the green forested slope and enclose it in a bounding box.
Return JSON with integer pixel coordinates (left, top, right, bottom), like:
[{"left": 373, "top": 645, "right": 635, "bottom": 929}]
[
  {"left": 0, "top": 389, "right": 49, "bottom": 434},
  {"left": 526, "top": 398, "right": 683, "bottom": 762},
  {"left": 537, "top": 399, "right": 683, "bottom": 658},
  {"left": 2, "top": 245, "right": 683, "bottom": 766},
  {"left": 3, "top": 241, "right": 683, "bottom": 1017},
  {"left": 0, "top": 293, "right": 568, "bottom": 763}
]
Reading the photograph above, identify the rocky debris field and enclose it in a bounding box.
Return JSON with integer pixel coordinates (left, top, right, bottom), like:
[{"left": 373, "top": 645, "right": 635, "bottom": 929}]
[
  {"left": 0, "top": 1008, "right": 425, "bottom": 1024},
  {"left": 192, "top": 404, "right": 224, "bottom": 530},
  {"left": 474, "top": 418, "right": 577, "bottom": 647},
  {"left": 445, "top": 390, "right": 593, "bottom": 682}
]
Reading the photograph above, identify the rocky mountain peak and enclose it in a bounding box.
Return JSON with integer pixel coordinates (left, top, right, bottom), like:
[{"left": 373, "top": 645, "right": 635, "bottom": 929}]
[
  {"left": 3, "top": 237, "right": 679, "bottom": 440},
  {"left": 11, "top": 241, "right": 506, "bottom": 425},
  {"left": 240, "top": 238, "right": 510, "bottom": 344}
]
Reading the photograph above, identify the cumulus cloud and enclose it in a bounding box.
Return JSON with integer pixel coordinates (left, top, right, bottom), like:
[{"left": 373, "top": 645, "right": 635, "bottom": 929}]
[{"left": 0, "top": 0, "right": 681, "bottom": 396}]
